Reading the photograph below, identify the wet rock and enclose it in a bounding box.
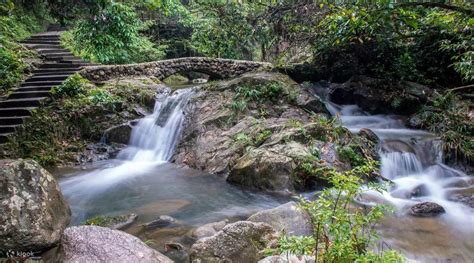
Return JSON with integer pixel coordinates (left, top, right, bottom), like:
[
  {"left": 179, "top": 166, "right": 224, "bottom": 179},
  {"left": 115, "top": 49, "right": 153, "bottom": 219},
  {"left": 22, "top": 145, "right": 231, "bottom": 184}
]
[
  {"left": 329, "top": 76, "right": 429, "bottom": 115},
  {"left": 84, "top": 213, "right": 137, "bottom": 230},
  {"left": 192, "top": 220, "right": 228, "bottom": 239},
  {"left": 144, "top": 215, "right": 177, "bottom": 230},
  {"left": 358, "top": 128, "right": 380, "bottom": 145},
  {"left": 410, "top": 202, "right": 446, "bottom": 217},
  {"left": 77, "top": 143, "right": 124, "bottom": 164},
  {"left": 248, "top": 202, "right": 313, "bottom": 236},
  {"left": 0, "top": 159, "right": 71, "bottom": 252},
  {"left": 391, "top": 184, "right": 430, "bottom": 199},
  {"left": 60, "top": 225, "right": 172, "bottom": 262},
  {"left": 447, "top": 187, "right": 474, "bottom": 208},
  {"left": 227, "top": 142, "right": 308, "bottom": 192},
  {"left": 190, "top": 221, "right": 277, "bottom": 263},
  {"left": 103, "top": 121, "right": 136, "bottom": 144},
  {"left": 164, "top": 242, "right": 188, "bottom": 263},
  {"left": 381, "top": 140, "right": 416, "bottom": 154},
  {"left": 296, "top": 89, "right": 329, "bottom": 115}
]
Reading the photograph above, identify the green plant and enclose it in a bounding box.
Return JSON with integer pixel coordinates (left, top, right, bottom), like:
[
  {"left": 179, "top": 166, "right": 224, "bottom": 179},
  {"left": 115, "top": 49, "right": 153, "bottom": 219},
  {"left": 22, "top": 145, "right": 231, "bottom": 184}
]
[
  {"left": 254, "top": 129, "right": 272, "bottom": 145},
  {"left": 337, "top": 145, "right": 366, "bottom": 168},
  {"left": 63, "top": 2, "right": 164, "bottom": 64},
  {"left": 279, "top": 160, "right": 403, "bottom": 262},
  {"left": 52, "top": 74, "right": 88, "bottom": 97}
]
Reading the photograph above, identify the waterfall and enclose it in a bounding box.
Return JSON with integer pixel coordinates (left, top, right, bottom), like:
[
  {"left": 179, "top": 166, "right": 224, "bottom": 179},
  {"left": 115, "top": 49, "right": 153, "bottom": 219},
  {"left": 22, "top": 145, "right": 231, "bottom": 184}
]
[
  {"left": 325, "top": 103, "right": 473, "bottom": 230},
  {"left": 117, "top": 88, "right": 194, "bottom": 162},
  {"left": 60, "top": 88, "right": 194, "bottom": 194}
]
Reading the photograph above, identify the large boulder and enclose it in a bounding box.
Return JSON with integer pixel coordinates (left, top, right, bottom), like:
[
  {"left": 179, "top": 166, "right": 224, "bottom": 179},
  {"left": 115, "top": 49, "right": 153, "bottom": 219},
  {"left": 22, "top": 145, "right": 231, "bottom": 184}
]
[
  {"left": 248, "top": 202, "right": 313, "bottom": 236},
  {"left": 103, "top": 121, "right": 135, "bottom": 145},
  {"left": 192, "top": 220, "right": 228, "bottom": 239},
  {"left": 0, "top": 159, "right": 71, "bottom": 251},
  {"left": 59, "top": 225, "right": 172, "bottom": 262},
  {"left": 227, "top": 142, "right": 308, "bottom": 192},
  {"left": 190, "top": 221, "right": 277, "bottom": 263}
]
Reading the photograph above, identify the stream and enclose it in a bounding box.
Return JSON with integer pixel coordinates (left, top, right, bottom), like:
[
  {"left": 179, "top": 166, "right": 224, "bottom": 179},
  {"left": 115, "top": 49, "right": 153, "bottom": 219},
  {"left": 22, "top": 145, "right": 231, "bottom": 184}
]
[{"left": 56, "top": 84, "right": 473, "bottom": 262}]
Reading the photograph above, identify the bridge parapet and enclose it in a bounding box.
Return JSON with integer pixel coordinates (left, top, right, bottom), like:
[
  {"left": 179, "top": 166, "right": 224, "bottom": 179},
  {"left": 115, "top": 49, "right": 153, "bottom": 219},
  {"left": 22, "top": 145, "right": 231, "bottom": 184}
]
[{"left": 80, "top": 57, "right": 273, "bottom": 83}]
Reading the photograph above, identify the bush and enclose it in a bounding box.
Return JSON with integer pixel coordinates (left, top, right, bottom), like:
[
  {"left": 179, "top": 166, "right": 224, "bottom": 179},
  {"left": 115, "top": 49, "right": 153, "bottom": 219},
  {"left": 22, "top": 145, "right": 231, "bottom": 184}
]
[
  {"left": 52, "top": 74, "right": 88, "bottom": 97},
  {"left": 274, "top": 160, "right": 404, "bottom": 262},
  {"left": 63, "top": 2, "right": 164, "bottom": 64}
]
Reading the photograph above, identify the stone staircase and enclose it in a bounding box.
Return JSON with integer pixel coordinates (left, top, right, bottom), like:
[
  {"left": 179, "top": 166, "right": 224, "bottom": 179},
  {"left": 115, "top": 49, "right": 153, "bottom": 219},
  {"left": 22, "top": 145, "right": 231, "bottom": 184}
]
[{"left": 0, "top": 26, "right": 92, "bottom": 144}]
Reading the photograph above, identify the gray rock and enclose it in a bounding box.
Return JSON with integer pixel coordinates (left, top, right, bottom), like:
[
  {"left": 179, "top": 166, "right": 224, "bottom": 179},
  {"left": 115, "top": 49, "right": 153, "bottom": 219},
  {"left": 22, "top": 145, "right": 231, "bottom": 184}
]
[
  {"left": 0, "top": 159, "right": 71, "bottom": 251},
  {"left": 60, "top": 225, "right": 172, "bottom": 262},
  {"left": 190, "top": 221, "right": 277, "bottom": 263},
  {"left": 227, "top": 142, "right": 308, "bottom": 192},
  {"left": 248, "top": 202, "right": 313, "bottom": 236},
  {"left": 103, "top": 122, "right": 135, "bottom": 144},
  {"left": 192, "top": 220, "right": 228, "bottom": 239},
  {"left": 410, "top": 202, "right": 446, "bottom": 217}
]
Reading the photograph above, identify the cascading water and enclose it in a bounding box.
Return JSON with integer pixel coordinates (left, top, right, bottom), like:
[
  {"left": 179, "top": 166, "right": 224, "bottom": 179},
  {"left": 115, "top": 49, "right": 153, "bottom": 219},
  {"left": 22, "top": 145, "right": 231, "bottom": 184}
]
[
  {"left": 60, "top": 88, "right": 195, "bottom": 198},
  {"left": 326, "top": 102, "right": 474, "bottom": 262}
]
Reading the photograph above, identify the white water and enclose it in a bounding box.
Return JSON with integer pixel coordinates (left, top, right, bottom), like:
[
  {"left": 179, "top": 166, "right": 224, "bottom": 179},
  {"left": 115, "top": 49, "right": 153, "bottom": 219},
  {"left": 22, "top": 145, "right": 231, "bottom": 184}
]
[
  {"left": 60, "top": 88, "right": 194, "bottom": 195},
  {"left": 328, "top": 102, "right": 474, "bottom": 261}
]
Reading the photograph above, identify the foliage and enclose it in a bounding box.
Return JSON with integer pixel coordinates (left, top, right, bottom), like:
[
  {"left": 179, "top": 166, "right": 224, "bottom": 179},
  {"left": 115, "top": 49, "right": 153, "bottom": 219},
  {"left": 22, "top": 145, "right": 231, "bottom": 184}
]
[
  {"left": 337, "top": 145, "right": 366, "bottom": 168},
  {"left": 52, "top": 73, "right": 88, "bottom": 97},
  {"left": 189, "top": 0, "right": 271, "bottom": 60},
  {"left": 416, "top": 91, "right": 473, "bottom": 161},
  {"left": 276, "top": 159, "right": 403, "bottom": 262},
  {"left": 63, "top": 1, "right": 164, "bottom": 64},
  {"left": 0, "top": 3, "right": 45, "bottom": 92},
  {"left": 2, "top": 78, "right": 156, "bottom": 166},
  {"left": 230, "top": 82, "right": 297, "bottom": 116}
]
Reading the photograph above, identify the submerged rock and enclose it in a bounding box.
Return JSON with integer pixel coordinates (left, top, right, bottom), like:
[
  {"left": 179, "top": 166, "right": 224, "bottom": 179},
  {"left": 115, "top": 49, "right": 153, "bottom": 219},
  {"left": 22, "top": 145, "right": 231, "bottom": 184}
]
[
  {"left": 190, "top": 221, "right": 277, "bottom": 263},
  {"left": 0, "top": 159, "right": 71, "bottom": 252},
  {"left": 410, "top": 202, "right": 446, "bottom": 217},
  {"left": 248, "top": 201, "right": 313, "bottom": 236},
  {"left": 84, "top": 213, "right": 137, "bottom": 230},
  {"left": 143, "top": 215, "right": 177, "bottom": 230},
  {"left": 60, "top": 225, "right": 172, "bottom": 262}
]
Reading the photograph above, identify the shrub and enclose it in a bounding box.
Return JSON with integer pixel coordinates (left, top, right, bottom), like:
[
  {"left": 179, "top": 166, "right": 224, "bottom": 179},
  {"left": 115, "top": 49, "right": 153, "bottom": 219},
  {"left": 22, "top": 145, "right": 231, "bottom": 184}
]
[
  {"left": 63, "top": 2, "right": 164, "bottom": 64},
  {"left": 52, "top": 74, "right": 88, "bottom": 97},
  {"left": 276, "top": 160, "right": 404, "bottom": 262}
]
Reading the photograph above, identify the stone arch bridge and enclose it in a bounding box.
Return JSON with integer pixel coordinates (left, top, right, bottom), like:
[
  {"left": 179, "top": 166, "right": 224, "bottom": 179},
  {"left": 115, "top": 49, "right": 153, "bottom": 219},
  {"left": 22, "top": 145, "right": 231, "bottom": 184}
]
[{"left": 80, "top": 57, "right": 273, "bottom": 83}]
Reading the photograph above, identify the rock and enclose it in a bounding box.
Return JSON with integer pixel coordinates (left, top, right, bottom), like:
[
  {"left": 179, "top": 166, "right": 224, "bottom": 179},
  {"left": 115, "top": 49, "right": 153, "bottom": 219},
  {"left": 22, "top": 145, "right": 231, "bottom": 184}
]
[
  {"left": 227, "top": 142, "right": 309, "bottom": 192},
  {"left": 190, "top": 221, "right": 277, "bottom": 263},
  {"left": 84, "top": 213, "right": 137, "bottom": 230},
  {"left": 248, "top": 202, "right": 313, "bottom": 236},
  {"left": 192, "top": 220, "right": 228, "bottom": 239},
  {"left": 0, "top": 159, "right": 71, "bottom": 252},
  {"left": 259, "top": 255, "right": 315, "bottom": 263},
  {"left": 144, "top": 215, "right": 177, "bottom": 230},
  {"left": 103, "top": 121, "right": 135, "bottom": 144},
  {"left": 358, "top": 128, "right": 379, "bottom": 145},
  {"left": 164, "top": 242, "right": 188, "bottom": 263},
  {"left": 60, "top": 225, "right": 172, "bottom": 262},
  {"left": 76, "top": 143, "right": 124, "bottom": 164},
  {"left": 296, "top": 89, "right": 329, "bottom": 115},
  {"left": 409, "top": 202, "right": 446, "bottom": 217},
  {"left": 329, "top": 76, "right": 428, "bottom": 115},
  {"left": 381, "top": 140, "right": 416, "bottom": 154}
]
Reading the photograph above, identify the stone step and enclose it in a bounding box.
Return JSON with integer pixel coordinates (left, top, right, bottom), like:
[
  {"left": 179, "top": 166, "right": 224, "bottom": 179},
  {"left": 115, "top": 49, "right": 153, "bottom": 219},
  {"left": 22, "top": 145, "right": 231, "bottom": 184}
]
[
  {"left": 27, "top": 75, "right": 71, "bottom": 82},
  {"left": 33, "top": 70, "right": 79, "bottom": 76},
  {"left": 41, "top": 52, "right": 73, "bottom": 57},
  {"left": 0, "top": 97, "right": 48, "bottom": 108},
  {"left": 16, "top": 86, "right": 53, "bottom": 92},
  {"left": 0, "top": 107, "right": 34, "bottom": 117},
  {"left": 0, "top": 116, "right": 27, "bottom": 125},
  {"left": 37, "top": 49, "right": 71, "bottom": 54},
  {"left": 23, "top": 44, "right": 61, "bottom": 49},
  {"left": 21, "top": 81, "right": 63, "bottom": 87},
  {"left": 0, "top": 133, "right": 12, "bottom": 144},
  {"left": 0, "top": 125, "right": 18, "bottom": 134},
  {"left": 45, "top": 56, "right": 81, "bottom": 61},
  {"left": 39, "top": 63, "right": 82, "bottom": 69},
  {"left": 28, "top": 37, "right": 60, "bottom": 42},
  {"left": 8, "top": 91, "right": 52, "bottom": 99},
  {"left": 21, "top": 40, "right": 61, "bottom": 45}
]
